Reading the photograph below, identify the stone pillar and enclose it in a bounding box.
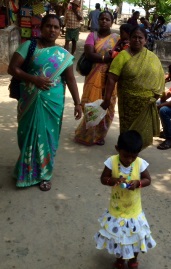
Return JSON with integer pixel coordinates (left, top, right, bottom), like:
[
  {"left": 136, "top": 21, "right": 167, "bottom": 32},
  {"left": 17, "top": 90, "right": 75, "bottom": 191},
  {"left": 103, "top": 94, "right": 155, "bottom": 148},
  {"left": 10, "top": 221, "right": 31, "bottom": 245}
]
[{"left": 0, "top": 25, "right": 21, "bottom": 74}]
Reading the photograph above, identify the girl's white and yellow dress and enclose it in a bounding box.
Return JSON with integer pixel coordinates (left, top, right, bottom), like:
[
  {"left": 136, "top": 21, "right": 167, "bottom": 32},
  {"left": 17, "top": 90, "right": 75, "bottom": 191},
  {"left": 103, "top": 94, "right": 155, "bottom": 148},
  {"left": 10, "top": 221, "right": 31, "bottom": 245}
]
[{"left": 94, "top": 155, "right": 156, "bottom": 259}]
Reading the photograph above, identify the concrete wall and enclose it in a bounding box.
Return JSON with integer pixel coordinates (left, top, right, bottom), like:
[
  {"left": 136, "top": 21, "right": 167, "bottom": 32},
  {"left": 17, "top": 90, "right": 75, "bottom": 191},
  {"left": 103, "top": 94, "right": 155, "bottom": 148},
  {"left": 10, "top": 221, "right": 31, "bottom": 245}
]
[
  {"left": 154, "top": 37, "right": 171, "bottom": 71},
  {"left": 0, "top": 26, "right": 20, "bottom": 74}
]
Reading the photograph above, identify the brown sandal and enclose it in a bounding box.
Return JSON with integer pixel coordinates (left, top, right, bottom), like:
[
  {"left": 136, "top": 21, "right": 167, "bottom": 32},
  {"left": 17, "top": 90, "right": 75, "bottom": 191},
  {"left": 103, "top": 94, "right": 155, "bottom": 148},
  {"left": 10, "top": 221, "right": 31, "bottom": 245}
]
[
  {"left": 39, "top": 181, "right": 51, "bottom": 191},
  {"left": 95, "top": 139, "right": 105, "bottom": 146},
  {"left": 128, "top": 261, "right": 139, "bottom": 269}
]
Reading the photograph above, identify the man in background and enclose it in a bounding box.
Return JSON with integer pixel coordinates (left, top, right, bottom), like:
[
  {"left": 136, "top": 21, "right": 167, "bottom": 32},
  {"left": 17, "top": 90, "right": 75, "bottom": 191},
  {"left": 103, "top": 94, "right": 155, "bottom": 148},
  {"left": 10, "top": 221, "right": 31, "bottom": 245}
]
[
  {"left": 88, "top": 3, "right": 101, "bottom": 32},
  {"left": 113, "top": 8, "right": 118, "bottom": 24},
  {"left": 127, "top": 11, "right": 140, "bottom": 26},
  {"left": 64, "top": 0, "right": 83, "bottom": 55}
]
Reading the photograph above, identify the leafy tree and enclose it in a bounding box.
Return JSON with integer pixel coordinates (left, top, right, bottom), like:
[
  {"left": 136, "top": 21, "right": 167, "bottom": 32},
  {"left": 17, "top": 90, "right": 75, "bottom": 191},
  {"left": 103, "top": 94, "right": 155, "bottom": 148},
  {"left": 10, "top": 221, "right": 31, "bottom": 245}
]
[{"left": 126, "top": 0, "right": 171, "bottom": 19}]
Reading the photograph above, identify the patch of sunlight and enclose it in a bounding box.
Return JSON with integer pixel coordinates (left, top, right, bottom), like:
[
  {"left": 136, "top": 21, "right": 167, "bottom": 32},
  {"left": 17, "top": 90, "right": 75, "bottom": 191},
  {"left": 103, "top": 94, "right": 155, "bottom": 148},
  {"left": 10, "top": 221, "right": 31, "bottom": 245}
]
[
  {"left": 56, "top": 193, "right": 71, "bottom": 200},
  {"left": 153, "top": 174, "right": 171, "bottom": 194}
]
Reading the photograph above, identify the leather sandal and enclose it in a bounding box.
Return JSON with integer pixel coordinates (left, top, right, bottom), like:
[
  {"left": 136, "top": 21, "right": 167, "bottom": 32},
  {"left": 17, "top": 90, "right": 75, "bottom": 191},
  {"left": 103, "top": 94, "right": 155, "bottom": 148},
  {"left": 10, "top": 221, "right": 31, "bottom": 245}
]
[
  {"left": 39, "top": 181, "right": 51, "bottom": 191},
  {"left": 157, "top": 139, "right": 171, "bottom": 150}
]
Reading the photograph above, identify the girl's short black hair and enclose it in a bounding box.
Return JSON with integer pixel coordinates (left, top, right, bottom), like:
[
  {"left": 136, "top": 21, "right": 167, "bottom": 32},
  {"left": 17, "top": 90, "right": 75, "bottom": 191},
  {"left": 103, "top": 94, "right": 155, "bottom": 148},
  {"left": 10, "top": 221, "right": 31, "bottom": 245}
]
[
  {"left": 99, "top": 11, "right": 113, "bottom": 22},
  {"left": 130, "top": 26, "right": 147, "bottom": 40},
  {"left": 117, "top": 130, "right": 143, "bottom": 153},
  {"left": 120, "top": 23, "right": 134, "bottom": 34},
  {"left": 41, "top": 14, "right": 61, "bottom": 29}
]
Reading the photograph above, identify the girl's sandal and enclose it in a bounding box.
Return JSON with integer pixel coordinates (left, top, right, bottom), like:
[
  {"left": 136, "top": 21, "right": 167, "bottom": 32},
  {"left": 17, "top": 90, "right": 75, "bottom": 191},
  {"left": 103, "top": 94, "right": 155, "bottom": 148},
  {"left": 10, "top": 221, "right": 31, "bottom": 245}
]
[
  {"left": 113, "top": 261, "right": 126, "bottom": 269},
  {"left": 127, "top": 261, "right": 139, "bottom": 269},
  {"left": 39, "top": 181, "right": 51, "bottom": 191}
]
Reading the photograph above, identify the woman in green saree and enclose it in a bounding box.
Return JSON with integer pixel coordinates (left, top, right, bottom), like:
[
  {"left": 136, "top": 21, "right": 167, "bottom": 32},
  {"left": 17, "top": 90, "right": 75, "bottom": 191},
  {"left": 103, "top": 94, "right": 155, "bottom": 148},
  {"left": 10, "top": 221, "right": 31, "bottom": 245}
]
[
  {"left": 101, "top": 26, "right": 165, "bottom": 149},
  {"left": 8, "top": 14, "right": 82, "bottom": 191}
]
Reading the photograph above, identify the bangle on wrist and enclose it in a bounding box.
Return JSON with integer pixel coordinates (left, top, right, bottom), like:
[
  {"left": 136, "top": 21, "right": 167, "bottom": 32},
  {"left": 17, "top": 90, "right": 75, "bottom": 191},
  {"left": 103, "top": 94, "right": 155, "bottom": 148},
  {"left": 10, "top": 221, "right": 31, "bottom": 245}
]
[
  {"left": 74, "top": 103, "right": 81, "bottom": 106},
  {"left": 139, "top": 181, "right": 142, "bottom": 188}
]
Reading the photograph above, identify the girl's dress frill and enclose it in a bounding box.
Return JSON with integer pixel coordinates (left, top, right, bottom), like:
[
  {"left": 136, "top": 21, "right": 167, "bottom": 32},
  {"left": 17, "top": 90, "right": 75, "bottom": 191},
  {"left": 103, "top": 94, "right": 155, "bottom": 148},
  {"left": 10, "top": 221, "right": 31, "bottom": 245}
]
[{"left": 94, "top": 209, "right": 156, "bottom": 259}]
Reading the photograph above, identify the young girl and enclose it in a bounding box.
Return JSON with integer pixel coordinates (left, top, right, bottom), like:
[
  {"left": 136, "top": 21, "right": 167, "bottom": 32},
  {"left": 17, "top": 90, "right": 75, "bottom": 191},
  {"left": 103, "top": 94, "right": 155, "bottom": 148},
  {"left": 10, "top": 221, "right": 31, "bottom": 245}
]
[{"left": 94, "top": 130, "right": 156, "bottom": 269}]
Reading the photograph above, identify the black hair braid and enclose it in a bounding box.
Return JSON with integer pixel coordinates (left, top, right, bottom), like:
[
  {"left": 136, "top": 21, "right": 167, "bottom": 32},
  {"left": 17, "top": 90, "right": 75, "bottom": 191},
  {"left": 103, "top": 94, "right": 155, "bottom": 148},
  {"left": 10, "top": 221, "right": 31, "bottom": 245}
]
[{"left": 22, "top": 38, "right": 37, "bottom": 71}]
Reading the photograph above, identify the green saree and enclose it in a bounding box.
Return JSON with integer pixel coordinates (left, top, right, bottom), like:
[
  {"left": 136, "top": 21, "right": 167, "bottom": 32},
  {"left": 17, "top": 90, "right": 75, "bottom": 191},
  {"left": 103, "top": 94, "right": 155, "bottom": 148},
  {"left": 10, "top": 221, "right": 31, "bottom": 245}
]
[
  {"left": 110, "top": 48, "right": 165, "bottom": 148},
  {"left": 14, "top": 42, "right": 74, "bottom": 187}
]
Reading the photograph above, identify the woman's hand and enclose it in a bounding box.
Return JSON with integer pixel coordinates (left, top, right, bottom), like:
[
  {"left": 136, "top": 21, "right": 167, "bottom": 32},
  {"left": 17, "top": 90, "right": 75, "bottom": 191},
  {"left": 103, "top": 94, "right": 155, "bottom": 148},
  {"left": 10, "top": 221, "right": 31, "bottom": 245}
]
[
  {"left": 101, "top": 100, "right": 110, "bottom": 110},
  {"left": 74, "top": 104, "right": 82, "bottom": 120},
  {"left": 32, "top": 76, "right": 52, "bottom": 90}
]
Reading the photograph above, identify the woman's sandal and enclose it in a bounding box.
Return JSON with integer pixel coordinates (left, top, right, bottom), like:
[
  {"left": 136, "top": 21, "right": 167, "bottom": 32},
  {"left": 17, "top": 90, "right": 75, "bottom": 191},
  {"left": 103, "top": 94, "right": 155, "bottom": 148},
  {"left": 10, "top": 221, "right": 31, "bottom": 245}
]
[
  {"left": 95, "top": 139, "right": 105, "bottom": 146},
  {"left": 157, "top": 139, "right": 171, "bottom": 150},
  {"left": 39, "top": 181, "right": 51, "bottom": 191},
  {"left": 127, "top": 261, "right": 139, "bottom": 269}
]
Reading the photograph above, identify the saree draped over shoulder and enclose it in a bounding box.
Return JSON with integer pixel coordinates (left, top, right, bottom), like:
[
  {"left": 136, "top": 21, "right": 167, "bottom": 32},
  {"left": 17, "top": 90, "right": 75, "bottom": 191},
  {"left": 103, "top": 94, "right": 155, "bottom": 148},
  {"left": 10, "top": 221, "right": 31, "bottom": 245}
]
[
  {"left": 75, "top": 33, "right": 119, "bottom": 145},
  {"left": 118, "top": 48, "right": 165, "bottom": 148},
  {"left": 14, "top": 46, "right": 73, "bottom": 187}
]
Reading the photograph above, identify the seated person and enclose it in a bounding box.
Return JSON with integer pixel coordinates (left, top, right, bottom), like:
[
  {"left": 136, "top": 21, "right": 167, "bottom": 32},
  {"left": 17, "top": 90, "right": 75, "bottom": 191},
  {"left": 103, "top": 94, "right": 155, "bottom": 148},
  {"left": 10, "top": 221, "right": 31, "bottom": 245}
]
[{"left": 157, "top": 65, "right": 171, "bottom": 150}]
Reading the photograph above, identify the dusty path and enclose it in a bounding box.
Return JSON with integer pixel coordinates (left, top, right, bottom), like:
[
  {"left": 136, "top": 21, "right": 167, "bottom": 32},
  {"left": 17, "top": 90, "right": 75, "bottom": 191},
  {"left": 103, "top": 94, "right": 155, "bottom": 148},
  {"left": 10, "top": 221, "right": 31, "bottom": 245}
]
[{"left": 0, "top": 28, "right": 171, "bottom": 269}]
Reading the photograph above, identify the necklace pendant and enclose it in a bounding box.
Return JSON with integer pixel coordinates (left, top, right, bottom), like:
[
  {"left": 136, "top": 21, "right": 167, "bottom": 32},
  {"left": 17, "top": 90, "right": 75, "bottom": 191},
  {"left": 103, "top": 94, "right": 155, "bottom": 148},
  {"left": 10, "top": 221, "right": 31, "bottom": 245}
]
[{"left": 127, "top": 176, "right": 131, "bottom": 181}]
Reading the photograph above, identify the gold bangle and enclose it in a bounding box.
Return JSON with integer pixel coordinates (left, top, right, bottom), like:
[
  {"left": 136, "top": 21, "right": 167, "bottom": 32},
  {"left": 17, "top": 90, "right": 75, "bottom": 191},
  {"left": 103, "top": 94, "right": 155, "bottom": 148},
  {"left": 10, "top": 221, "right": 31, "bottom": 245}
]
[{"left": 102, "top": 55, "right": 105, "bottom": 62}]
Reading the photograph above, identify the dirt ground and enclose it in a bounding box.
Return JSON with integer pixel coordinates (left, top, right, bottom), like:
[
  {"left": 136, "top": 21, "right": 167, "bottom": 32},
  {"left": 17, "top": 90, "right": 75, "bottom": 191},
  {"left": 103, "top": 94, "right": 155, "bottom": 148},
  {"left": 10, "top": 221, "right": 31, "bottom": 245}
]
[{"left": 0, "top": 28, "right": 171, "bottom": 269}]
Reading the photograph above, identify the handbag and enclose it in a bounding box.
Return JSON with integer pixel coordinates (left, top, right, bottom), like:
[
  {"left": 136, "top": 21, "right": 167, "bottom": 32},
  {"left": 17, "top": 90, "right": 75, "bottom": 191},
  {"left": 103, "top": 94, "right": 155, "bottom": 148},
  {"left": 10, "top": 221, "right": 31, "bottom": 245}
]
[
  {"left": 32, "top": 26, "right": 41, "bottom": 38},
  {"left": 21, "top": 27, "right": 31, "bottom": 38},
  {"left": 32, "top": 3, "right": 44, "bottom": 15},
  {"left": 0, "top": 14, "right": 5, "bottom": 28},
  {"left": 76, "top": 53, "right": 93, "bottom": 76},
  {"left": 20, "top": 17, "right": 32, "bottom": 28},
  {"left": 31, "top": 15, "right": 42, "bottom": 26},
  {"left": 76, "top": 31, "right": 97, "bottom": 76},
  {"left": 20, "top": 6, "right": 32, "bottom": 17},
  {"left": 9, "top": 38, "right": 37, "bottom": 100}
]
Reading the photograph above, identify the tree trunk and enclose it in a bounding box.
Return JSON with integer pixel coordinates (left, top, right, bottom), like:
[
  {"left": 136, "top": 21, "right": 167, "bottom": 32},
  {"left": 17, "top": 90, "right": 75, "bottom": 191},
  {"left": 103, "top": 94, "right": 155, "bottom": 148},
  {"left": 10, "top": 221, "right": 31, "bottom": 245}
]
[{"left": 118, "top": 2, "right": 123, "bottom": 15}]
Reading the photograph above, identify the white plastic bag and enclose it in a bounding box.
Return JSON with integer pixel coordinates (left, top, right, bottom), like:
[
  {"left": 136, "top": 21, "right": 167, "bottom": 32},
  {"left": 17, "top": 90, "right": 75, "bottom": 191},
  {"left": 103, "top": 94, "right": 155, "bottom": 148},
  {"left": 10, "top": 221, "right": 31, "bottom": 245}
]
[{"left": 84, "top": 99, "right": 107, "bottom": 129}]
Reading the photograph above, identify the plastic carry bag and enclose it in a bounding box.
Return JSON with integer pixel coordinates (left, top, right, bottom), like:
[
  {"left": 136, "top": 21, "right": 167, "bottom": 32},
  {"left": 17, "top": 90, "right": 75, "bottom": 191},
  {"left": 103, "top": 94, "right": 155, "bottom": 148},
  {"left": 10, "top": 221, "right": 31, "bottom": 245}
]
[{"left": 85, "top": 99, "right": 107, "bottom": 129}]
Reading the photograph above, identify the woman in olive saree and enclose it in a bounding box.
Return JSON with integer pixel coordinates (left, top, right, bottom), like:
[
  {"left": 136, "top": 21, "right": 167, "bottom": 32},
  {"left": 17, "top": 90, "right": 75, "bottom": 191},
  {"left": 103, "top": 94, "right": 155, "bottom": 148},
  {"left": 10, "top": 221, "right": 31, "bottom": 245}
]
[
  {"left": 101, "top": 27, "right": 165, "bottom": 149},
  {"left": 8, "top": 15, "right": 81, "bottom": 190},
  {"left": 75, "top": 11, "right": 119, "bottom": 146}
]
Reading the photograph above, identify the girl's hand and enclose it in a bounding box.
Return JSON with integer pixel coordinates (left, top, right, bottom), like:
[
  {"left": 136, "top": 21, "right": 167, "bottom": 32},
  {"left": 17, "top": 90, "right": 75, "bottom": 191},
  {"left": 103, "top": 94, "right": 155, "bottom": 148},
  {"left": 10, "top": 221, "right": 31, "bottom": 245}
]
[
  {"left": 113, "top": 176, "right": 126, "bottom": 186},
  {"left": 74, "top": 104, "right": 82, "bottom": 120},
  {"left": 32, "top": 76, "right": 52, "bottom": 90},
  {"left": 127, "top": 180, "right": 140, "bottom": 190}
]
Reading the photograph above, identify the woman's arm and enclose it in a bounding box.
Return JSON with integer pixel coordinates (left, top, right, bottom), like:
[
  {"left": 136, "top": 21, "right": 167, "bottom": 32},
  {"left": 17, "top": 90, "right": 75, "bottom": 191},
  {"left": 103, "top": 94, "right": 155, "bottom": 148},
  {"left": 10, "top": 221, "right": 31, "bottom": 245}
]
[
  {"left": 84, "top": 44, "right": 112, "bottom": 63},
  {"left": 62, "top": 65, "right": 82, "bottom": 120},
  {"left": 8, "top": 52, "right": 52, "bottom": 90},
  {"left": 101, "top": 73, "right": 119, "bottom": 110}
]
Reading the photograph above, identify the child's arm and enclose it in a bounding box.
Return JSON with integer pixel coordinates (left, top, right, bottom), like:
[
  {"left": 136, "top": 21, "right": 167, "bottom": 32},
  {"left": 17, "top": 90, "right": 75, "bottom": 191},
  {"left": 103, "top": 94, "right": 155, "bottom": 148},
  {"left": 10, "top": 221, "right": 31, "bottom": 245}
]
[
  {"left": 128, "top": 168, "right": 151, "bottom": 190},
  {"left": 101, "top": 166, "right": 125, "bottom": 186}
]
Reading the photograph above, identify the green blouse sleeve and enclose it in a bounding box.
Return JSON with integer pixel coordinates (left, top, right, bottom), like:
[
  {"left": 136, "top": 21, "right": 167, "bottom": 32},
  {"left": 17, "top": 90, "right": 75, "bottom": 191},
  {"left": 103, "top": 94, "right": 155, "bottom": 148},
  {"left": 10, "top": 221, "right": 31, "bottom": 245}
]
[
  {"left": 16, "top": 40, "right": 31, "bottom": 59},
  {"left": 109, "top": 50, "right": 131, "bottom": 76}
]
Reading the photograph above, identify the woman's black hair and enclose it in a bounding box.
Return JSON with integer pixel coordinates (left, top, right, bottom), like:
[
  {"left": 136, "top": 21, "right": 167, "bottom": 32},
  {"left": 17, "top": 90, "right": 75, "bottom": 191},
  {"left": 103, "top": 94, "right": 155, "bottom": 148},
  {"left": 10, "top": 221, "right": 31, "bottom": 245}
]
[
  {"left": 99, "top": 11, "right": 113, "bottom": 22},
  {"left": 130, "top": 26, "right": 147, "bottom": 39},
  {"left": 117, "top": 130, "right": 143, "bottom": 153},
  {"left": 40, "top": 14, "right": 61, "bottom": 29},
  {"left": 120, "top": 23, "right": 134, "bottom": 34}
]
